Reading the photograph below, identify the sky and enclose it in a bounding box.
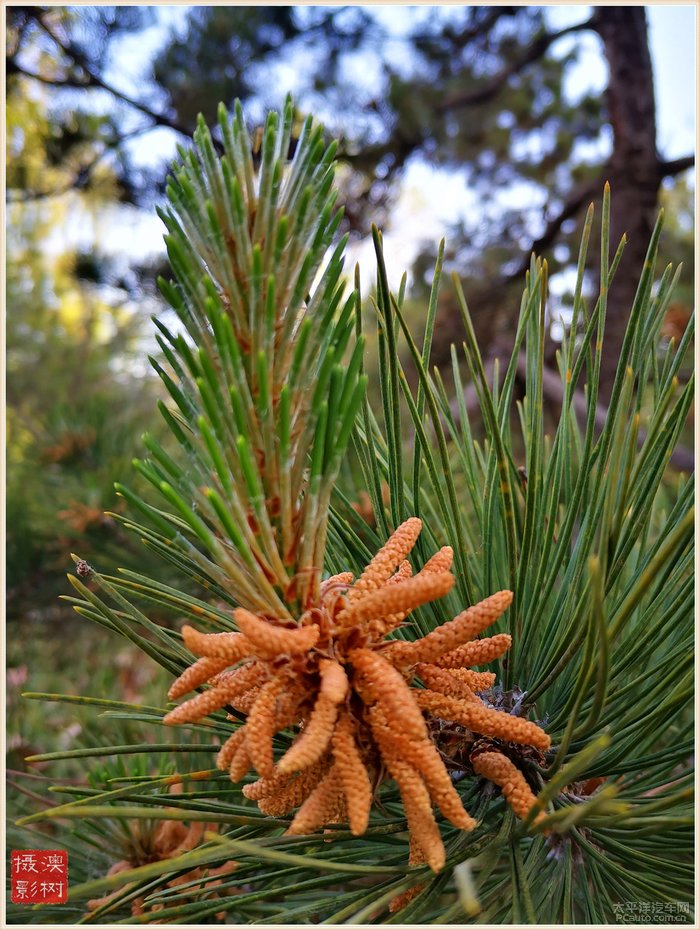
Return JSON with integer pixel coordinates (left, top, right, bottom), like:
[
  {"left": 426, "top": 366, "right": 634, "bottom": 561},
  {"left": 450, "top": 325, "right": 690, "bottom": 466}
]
[
  {"left": 66, "top": 4, "right": 697, "bottom": 288},
  {"left": 647, "top": 4, "right": 696, "bottom": 158}
]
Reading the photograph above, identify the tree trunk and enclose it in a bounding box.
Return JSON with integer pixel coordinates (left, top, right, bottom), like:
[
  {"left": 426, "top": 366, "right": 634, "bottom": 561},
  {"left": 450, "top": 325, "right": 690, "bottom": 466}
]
[
  {"left": 428, "top": 8, "right": 674, "bottom": 405},
  {"left": 593, "top": 7, "right": 660, "bottom": 401}
]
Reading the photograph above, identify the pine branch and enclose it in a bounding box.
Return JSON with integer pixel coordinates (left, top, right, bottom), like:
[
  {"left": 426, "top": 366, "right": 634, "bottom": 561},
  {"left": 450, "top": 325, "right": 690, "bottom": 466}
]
[
  {"left": 118, "top": 99, "right": 366, "bottom": 615},
  {"left": 443, "top": 7, "right": 513, "bottom": 46},
  {"left": 18, "top": 99, "right": 692, "bottom": 925},
  {"left": 27, "top": 8, "right": 195, "bottom": 140},
  {"left": 658, "top": 154, "right": 695, "bottom": 178},
  {"left": 436, "top": 20, "right": 595, "bottom": 113},
  {"left": 341, "top": 19, "right": 597, "bottom": 182}
]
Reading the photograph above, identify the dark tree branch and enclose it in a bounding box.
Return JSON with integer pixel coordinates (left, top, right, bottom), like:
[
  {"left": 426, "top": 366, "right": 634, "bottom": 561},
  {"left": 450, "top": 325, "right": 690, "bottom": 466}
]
[
  {"left": 658, "top": 154, "right": 695, "bottom": 178},
  {"left": 414, "top": 7, "right": 512, "bottom": 55},
  {"left": 7, "top": 125, "right": 155, "bottom": 202},
  {"left": 437, "top": 20, "right": 595, "bottom": 113},
  {"left": 506, "top": 177, "right": 601, "bottom": 281},
  {"left": 342, "top": 18, "right": 597, "bottom": 175},
  {"left": 7, "top": 58, "right": 91, "bottom": 89},
  {"left": 517, "top": 352, "right": 694, "bottom": 472},
  {"left": 452, "top": 353, "right": 694, "bottom": 473},
  {"left": 447, "top": 7, "right": 514, "bottom": 46},
  {"left": 29, "top": 9, "right": 195, "bottom": 139}
]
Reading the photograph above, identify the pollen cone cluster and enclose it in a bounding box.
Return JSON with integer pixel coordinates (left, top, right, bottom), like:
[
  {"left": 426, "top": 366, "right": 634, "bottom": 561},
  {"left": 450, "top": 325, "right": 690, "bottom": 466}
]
[
  {"left": 165, "top": 518, "right": 550, "bottom": 875},
  {"left": 86, "top": 787, "right": 237, "bottom": 922}
]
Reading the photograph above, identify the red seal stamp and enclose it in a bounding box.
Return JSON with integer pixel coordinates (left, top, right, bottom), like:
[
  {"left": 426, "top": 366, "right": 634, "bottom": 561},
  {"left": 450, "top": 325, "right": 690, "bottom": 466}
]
[{"left": 11, "top": 850, "right": 68, "bottom": 904}]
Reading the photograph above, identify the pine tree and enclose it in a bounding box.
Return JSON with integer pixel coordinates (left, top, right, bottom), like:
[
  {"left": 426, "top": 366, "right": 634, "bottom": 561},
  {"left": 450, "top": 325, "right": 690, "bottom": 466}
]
[
  {"left": 12, "top": 99, "right": 693, "bottom": 925},
  {"left": 9, "top": 5, "right": 694, "bottom": 397}
]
